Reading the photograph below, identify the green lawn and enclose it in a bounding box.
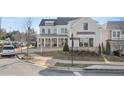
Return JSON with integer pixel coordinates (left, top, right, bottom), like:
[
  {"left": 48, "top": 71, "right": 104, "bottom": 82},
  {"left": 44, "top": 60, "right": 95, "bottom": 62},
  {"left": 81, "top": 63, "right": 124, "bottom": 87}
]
[
  {"left": 55, "top": 63, "right": 91, "bottom": 68},
  {"left": 104, "top": 55, "right": 124, "bottom": 62}
]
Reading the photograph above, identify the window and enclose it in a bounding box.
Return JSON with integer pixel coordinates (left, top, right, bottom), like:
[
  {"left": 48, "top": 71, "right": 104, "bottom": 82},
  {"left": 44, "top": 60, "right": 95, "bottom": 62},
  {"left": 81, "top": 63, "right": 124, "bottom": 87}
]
[
  {"left": 48, "top": 29, "right": 51, "bottom": 34},
  {"left": 117, "top": 32, "right": 120, "bottom": 37},
  {"left": 61, "top": 28, "right": 65, "bottom": 33},
  {"left": 83, "top": 23, "right": 88, "bottom": 30},
  {"left": 54, "top": 28, "right": 57, "bottom": 34},
  {"left": 113, "top": 31, "right": 121, "bottom": 38},
  {"left": 84, "top": 38, "right": 88, "bottom": 47},
  {"left": 113, "top": 32, "right": 116, "bottom": 37},
  {"left": 42, "top": 29, "right": 45, "bottom": 34},
  {"left": 79, "top": 38, "right": 94, "bottom": 47},
  {"left": 122, "top": 31, "right": 124, "bottom": 34},
  {"left": 89, "top": 38, "right": 94, "bottom": 47},
  {"left": 79, "top": 38, "right": 84, "bottom": 47},
  {"left": 65, "top": 28, "right": 67, "bottom": 33},
  {"left": 3, "top": 47, "right": 14, "bottom": 50},
  {"left": 45, "top": 21, "right": 54, "bottom": 26}
]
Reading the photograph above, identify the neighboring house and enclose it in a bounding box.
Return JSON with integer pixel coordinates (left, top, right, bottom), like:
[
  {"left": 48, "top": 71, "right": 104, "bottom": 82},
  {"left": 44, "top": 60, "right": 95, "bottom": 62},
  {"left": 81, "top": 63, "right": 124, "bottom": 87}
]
[
  {"left": 37, "top": 17, "right": 106, "bottom": 52},
  {"left": 106, "top": 21, "right": 124, "bottom": 53}
]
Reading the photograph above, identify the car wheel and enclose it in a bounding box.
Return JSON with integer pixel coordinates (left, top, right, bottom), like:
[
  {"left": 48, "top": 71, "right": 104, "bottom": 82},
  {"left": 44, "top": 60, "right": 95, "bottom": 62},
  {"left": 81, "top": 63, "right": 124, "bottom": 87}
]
[{"left": 121, "top": 55, "right": 124, "bottom": 59}]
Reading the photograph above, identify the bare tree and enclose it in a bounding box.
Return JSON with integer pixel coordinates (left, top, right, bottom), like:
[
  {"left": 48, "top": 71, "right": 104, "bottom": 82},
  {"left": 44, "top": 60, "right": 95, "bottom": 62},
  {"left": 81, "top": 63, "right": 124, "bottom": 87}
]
[{"left": 24, "top": 17, "right": 33, "bottom": 56}]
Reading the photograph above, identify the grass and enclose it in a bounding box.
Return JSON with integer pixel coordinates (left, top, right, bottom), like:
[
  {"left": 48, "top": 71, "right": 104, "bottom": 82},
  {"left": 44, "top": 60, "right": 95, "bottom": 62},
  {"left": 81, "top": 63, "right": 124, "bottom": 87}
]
[
  {"left": 55, "top": 63, "right": 91, "bottom": 68},
  {"left": 35, "top": 51, "right": 105, "bottom": 61},
  {"left": 104, "top": 55, "right": 124, "bottom": 62}
]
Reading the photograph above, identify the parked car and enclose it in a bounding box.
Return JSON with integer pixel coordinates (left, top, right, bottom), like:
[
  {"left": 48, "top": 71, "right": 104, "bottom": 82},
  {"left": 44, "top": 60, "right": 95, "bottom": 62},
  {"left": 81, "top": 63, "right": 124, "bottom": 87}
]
[
  {"left": 113, "top": 49, "right": 124, "bottom": 59},
  {"left": 12, "top": 43, "right": 20, "bottom": 48},
  {"left": 1, "top": 45, "right": 15, "bottom": 56},
  {"left": 113, "top": 49, "right": 120, "bottom": 57}
]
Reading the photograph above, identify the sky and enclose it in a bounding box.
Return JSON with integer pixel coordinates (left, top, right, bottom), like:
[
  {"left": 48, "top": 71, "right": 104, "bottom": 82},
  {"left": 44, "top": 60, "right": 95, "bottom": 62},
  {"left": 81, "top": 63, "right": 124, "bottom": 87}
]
[{"left": 1, "top": 17, "right": 123, "bottom": 32}]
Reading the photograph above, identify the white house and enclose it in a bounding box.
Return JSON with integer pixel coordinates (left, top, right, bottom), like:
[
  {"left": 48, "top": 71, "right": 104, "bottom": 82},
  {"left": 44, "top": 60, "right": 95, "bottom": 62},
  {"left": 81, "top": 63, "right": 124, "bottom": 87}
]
[
  {"left": 37, "top": 17, "right": 78, "bottom": 49},
  {"left": 67, "top": 17, "right": 106, "bottom": 51},
  {"left": 37, "top": 17, "right": 106, "bottom": 52}
]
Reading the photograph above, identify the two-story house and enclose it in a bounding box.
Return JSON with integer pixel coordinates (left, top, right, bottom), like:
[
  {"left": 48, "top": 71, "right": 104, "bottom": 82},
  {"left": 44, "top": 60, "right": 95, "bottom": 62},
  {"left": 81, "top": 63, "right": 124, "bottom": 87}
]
[
  {"left": 106, "top": 21, "right": 124, "bottom": 53},
  {"left": 67, "top": 17, "right": 105, "bottom": 51},
  {"left": 37, "top": 17, "right": 78, "bottom": 49},
  {"left": 37, "top": 17, "right": 106, "bottom": 52}
]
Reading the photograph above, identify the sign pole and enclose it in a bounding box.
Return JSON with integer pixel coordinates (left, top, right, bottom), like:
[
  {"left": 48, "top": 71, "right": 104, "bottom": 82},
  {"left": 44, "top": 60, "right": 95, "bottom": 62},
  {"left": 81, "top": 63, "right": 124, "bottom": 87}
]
[{"left": 71, "top": 33, "right": 74, "bottom": 66}]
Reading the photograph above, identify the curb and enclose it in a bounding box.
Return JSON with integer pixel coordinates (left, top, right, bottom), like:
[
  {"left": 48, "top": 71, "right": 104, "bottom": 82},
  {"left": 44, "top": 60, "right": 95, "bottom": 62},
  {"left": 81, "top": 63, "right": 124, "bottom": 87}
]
[
  {"left": 49, "top": 66, "right": 83, "bottom": 72},
  {"left": 52, "top": 59, "right": 124, "bottom": 66},
  {"left": 83, "top": 68, "right": 124, "bottom": 74}
]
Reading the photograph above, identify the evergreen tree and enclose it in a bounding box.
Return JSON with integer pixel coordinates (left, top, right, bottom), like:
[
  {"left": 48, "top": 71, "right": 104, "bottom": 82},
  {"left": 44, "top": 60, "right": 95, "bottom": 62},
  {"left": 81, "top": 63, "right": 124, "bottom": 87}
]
[
  {"left": 102, "top": 42, "right": 105, "bottom": 54},
  {"left": 63, "top": 39, "right": 69, "bottom": 53},
  {"left": 98, "top": 43, "right": 101, "bottom": 55},
  {"left": 106, "top": 41, "right": 111, "bottom": 55}
]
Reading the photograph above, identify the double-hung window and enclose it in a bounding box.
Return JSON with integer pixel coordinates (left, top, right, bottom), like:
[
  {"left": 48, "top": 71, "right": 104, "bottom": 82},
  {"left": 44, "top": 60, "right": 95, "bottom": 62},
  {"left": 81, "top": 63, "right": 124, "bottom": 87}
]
[
  {"left": 48, "top": 29, "right": 51, "bottom": 34},
  {"left": 112, "top": 31, "right": 121, "bottom": 39},
  {"left": 83, "top": 23, "right": 88, "bottom": 30},
  {"left": 42, "top": 28, "right": 45, "bottom": 34},
  {"left": 61, "top": 28, "right": 65, "bottom": 34}
]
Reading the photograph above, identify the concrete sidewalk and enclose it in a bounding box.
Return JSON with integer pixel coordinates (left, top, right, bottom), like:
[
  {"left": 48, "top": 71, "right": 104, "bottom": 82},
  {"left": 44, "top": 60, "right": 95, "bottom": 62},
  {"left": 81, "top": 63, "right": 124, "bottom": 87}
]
[
  {"left": 84, "top": 65, "right": 124, "bottom": 70},
  {"left": 52, "top": 59, "right": 124, "bottom": 66},
  {"left": 16, "top": 53, "right": 124, "bottom": 72}
]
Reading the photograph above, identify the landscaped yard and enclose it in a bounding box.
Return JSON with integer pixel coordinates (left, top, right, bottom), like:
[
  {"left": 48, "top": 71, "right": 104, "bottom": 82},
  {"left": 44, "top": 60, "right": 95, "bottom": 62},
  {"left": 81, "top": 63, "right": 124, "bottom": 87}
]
[{"left": 34, "top": 51, "right": 105, "bottom": 61}]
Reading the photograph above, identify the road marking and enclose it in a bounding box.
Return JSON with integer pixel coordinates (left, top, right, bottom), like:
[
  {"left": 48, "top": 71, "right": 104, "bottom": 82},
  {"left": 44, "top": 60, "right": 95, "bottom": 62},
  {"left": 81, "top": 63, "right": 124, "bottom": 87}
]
[{"left": 73, "top": 71, "right": 82, "bottom": 76}]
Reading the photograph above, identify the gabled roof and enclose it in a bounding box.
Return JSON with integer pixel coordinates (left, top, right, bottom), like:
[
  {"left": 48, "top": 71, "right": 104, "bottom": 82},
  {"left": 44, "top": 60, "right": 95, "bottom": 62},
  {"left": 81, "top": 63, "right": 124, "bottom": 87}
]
[
  {"left": 106, "top": 21, "right": 124, "bottom": 30},
  {"left": 39, "top": 17, "right": 79, "bottom": 26}
]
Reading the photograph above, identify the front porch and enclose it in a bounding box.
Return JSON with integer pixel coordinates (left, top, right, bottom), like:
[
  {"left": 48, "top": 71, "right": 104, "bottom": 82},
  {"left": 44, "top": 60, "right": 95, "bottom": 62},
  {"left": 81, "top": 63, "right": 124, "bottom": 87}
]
[{"left": 37, "top": 37, "right": 67, "bottom": 48}]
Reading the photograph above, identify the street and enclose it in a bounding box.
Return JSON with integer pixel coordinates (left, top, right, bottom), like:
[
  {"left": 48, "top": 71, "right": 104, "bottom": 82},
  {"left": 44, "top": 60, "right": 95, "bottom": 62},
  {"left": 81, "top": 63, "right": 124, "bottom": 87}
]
[
  {"left": 0, "top": 55, "right": 124, "bottom": 76},
  {"left": 0, "top": 56, "right": 45, "bottom": 76}
]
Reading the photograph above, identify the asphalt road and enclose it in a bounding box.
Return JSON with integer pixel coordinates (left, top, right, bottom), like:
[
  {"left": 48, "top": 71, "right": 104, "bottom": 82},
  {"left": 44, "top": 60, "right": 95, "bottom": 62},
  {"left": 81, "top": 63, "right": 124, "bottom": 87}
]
[
  {"left": 0, "top": 56, "right": 45, "bottom": 76},
  {"left": 0, "top": 55, "right": 124, "bottom": 76}
]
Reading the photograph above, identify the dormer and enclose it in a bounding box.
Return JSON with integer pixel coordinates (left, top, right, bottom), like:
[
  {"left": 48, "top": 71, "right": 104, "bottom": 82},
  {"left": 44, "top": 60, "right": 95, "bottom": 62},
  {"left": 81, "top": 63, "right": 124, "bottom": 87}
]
[{"left": 45, "top": 21, "right": 55, "bottom": 26}]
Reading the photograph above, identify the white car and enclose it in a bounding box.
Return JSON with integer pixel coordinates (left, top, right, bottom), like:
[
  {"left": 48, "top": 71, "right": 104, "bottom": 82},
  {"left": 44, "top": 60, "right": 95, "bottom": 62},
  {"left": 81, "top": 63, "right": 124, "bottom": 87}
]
[{"left": 1, "top": 45, "right": 15, "bottom": 56}]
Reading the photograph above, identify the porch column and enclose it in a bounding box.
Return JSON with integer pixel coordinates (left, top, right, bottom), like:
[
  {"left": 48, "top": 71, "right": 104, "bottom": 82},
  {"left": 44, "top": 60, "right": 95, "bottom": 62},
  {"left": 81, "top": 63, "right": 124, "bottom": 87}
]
[
  {"left": 44, "top": 38, "right": 46, "bottom": 47},
  {"left": 40, "top": 38, "right": 42, "bottom": 48},
  {"left": 37, "top": 38, "right": 39, "bottom": 48},
  {"left": 50, "top": 38, "right": 52, "bottom": 48}
]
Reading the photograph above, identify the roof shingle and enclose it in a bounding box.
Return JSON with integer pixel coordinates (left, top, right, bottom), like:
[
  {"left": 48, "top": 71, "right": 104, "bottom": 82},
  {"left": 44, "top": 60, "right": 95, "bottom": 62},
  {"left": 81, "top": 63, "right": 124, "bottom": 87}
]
[
  {"left": 107, "top": 21, "right": 124, "bottom": 30},
  {"left": 39, "top": 17, "right": 79, "bottom": 26}
]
